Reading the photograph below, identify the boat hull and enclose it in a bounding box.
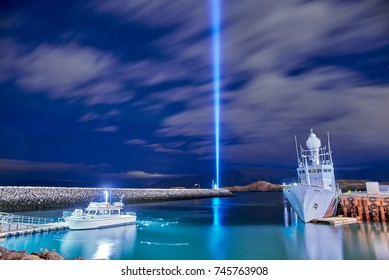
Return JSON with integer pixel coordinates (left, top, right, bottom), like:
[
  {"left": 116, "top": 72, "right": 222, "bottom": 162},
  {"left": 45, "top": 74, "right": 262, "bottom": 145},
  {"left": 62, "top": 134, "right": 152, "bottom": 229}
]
[
  {"left": 64, "top": 215, "right": 136, "bottom": 230},
  {"left": 283, "top": 184, "right": 338, "bottom": 223}
]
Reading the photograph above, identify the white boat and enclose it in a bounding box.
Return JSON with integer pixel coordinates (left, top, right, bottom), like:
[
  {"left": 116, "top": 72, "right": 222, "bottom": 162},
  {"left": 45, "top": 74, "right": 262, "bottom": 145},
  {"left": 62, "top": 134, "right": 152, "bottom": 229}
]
[
  {"left": 283, "top": 129, "right": 340, "bottom": 223},
  {"left": 63, "top": 195, "right": 136, "bottom": 230}
]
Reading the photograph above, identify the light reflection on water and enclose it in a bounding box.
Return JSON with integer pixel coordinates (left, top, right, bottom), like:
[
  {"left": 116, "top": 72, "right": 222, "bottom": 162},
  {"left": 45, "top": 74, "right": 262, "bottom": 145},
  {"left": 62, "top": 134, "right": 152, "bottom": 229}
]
[
  {"left": 283, "top": 195, "right": 389, "bottom": 260},
  {"left": 1, "top": 192, "right": 389, "bottom": 260}
]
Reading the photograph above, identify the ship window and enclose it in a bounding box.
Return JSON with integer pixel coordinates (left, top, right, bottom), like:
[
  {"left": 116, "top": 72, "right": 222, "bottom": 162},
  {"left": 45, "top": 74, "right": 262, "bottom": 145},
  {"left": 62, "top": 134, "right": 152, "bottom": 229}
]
[
  {"left": 96, "top": 210, "right": 103, "bottom": 215},
  {"left": 302, "top": 170, "right": 305, "bottom": 174},
  {"left": 88, "top": 210, "right": 96, "bottom": 215},
  {"left": 111, "top": 210, "right": 119, "bottom": 214}
]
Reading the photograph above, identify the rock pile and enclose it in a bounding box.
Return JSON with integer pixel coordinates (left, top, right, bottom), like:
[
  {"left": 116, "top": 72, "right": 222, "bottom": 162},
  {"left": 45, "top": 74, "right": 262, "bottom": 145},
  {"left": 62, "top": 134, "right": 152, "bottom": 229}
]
[
  {"left": 0, "top": 186, "right": 234, "bottom": 211},
  {"left": 0, "top": 246, "right": 72, "bottom": 260}
]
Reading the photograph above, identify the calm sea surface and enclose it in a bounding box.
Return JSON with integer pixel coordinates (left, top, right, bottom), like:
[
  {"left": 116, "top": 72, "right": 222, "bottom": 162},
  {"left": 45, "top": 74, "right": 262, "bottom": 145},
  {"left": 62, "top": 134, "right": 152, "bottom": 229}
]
[{"left": 1, "top": 192, "right": 389, "bottom": 260}]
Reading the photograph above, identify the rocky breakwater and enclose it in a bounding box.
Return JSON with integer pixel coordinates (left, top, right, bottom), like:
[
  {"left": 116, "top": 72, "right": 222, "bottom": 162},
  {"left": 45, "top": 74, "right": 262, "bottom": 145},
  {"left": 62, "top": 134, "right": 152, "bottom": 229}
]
[{"left": 0, "top": 186, "right": 234, "bottom": 212}]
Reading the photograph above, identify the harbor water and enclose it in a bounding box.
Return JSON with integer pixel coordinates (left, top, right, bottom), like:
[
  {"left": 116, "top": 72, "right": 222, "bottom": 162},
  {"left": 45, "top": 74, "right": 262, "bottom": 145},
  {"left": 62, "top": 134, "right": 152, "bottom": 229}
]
[{"left": 1, "top": 192, "right": 389, "bottom": 260}]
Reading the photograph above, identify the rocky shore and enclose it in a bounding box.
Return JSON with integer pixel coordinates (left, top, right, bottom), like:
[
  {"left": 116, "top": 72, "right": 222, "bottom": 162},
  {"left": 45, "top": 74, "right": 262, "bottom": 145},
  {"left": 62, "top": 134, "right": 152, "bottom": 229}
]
[
  {"left": 0, "top": 186, "right": 234, "bottom": 212},
  {"left": 0, "top": 246, "right": 79, "bottom": 260}
]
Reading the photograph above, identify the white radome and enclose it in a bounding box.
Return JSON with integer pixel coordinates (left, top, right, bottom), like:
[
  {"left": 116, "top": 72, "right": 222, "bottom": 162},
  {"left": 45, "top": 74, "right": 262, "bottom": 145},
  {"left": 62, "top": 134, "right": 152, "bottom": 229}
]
[{"left": 306, "top": 132, "right": 321, "bottom": 149}]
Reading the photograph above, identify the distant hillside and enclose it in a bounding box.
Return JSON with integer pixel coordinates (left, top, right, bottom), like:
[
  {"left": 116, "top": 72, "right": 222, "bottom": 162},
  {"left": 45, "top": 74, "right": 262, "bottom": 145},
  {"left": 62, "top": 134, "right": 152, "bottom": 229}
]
[
  {"left": 225, "top": 181, "right": 282, "bottom": 192},
  {"left": 225, "top": 180, "right": 386, "bottom": 193}
]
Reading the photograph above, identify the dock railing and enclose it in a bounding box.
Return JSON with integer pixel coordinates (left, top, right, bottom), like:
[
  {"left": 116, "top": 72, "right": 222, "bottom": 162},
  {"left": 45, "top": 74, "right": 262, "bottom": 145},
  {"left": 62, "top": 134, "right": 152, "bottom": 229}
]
[{"left": 0, "top": 212, "right": 56, "bottom": 232}]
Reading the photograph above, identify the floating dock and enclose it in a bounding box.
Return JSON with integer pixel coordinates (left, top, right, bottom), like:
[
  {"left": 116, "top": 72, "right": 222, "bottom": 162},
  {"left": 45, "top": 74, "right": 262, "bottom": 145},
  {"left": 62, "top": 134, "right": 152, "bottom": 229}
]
[
  {"left": 0, "top": 212, "right": 68, "bottom": 239},
  {"left": 312, "top": 216, "right": 358, "bottom": 226}
]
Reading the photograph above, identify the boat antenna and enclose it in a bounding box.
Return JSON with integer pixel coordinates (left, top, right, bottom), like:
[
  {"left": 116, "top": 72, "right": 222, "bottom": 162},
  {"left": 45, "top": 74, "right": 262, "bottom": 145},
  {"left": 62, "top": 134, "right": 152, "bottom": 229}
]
[
  {"left": 327, "top": 131, "right": 333, "bottom": 164},
  {"left": 294, "top": 135, "right": 300, "bottom": 165}
]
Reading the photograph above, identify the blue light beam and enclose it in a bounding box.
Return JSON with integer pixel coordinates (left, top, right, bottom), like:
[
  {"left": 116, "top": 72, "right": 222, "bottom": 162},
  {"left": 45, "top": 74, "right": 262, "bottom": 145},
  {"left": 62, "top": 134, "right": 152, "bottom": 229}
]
[{"left": 212, "top": 0, "right": 221, "bottom": 189}]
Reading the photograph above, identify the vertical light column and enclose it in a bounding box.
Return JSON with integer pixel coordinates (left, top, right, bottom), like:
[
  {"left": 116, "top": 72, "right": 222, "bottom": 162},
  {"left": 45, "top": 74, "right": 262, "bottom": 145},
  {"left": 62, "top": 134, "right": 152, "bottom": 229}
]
[{"left": 212, "top": 0, "right": 221, "bottom": 189}]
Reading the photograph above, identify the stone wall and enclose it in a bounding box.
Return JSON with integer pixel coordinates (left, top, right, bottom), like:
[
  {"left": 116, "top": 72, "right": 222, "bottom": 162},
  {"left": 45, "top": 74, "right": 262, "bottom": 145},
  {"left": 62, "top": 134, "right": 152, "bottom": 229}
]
[{"left": 0, "top": 186, "right": 234, "bottom": 212}]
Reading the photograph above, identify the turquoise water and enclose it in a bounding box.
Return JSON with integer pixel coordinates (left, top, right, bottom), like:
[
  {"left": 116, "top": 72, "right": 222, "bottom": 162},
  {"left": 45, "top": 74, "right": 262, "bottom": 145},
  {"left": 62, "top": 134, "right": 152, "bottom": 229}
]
[{"left": 1, "top": 192, "right": 389, "bottom": 260}]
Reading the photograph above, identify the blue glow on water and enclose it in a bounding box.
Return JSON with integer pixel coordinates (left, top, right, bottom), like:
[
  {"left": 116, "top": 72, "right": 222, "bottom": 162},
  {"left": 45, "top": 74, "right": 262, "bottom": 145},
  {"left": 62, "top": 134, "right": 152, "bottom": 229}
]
[
  {"left": 212, "top": 197, "right": 221, "bottom": 226},
  {"left": 212, "top": 0, "right": 221, "bottom": 188}
]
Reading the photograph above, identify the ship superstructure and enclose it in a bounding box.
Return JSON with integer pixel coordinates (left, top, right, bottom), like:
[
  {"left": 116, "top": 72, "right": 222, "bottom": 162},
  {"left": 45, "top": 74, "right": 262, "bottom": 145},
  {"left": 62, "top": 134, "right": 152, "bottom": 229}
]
[{"left": 283, "top": 129, "right": 340, "bottom": 223}]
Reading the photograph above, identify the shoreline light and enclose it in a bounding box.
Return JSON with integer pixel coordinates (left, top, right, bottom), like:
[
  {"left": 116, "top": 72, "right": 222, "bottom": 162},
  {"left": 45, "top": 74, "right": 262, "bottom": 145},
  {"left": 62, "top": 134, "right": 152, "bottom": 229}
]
[{"left": 212, "top": 0, "right": 221, "bottom": 189}]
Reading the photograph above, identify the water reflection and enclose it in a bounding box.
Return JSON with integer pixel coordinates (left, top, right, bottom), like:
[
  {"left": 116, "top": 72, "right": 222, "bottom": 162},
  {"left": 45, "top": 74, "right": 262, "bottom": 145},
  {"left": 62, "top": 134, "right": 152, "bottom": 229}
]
[
  {"left": 283, "top": 196, "right": 297, "bottom": 227},
  {"left": 58, "top": 225, "right": 137, "bottom": 259},
  {"left": 283, "top": 195, "right": 389, "bottom": 259},
  {"left": 208, "top": 197, "right": 227, "bottom": 259},
  {"left": 343, "top": 221, "right": 389, "bottom": 260}
]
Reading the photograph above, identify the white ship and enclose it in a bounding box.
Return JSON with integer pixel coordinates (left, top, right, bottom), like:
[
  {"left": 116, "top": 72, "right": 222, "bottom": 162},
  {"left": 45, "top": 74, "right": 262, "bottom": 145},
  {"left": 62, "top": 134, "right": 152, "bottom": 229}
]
[
  {"left": 283, "top": 129, "right": 340, "bottom": 223},
  {"left": 63, "top": 195, "right": 136, "bottom": 230}
]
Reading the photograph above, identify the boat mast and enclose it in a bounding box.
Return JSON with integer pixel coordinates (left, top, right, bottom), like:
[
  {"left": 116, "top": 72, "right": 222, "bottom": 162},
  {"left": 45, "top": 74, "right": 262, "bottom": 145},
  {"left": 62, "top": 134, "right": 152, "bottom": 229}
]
[
  {"left": 294, "top": 135, "right": 300, "bottom": 166},
  {"left": 327, "top": 131, "right": 333, "bottom": 165}
]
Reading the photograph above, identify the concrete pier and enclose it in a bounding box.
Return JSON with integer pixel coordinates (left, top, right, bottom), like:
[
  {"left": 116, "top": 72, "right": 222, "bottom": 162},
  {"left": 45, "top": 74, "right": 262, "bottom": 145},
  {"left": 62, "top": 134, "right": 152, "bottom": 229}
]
[{"left": 0, "top": 186, "right": 234, "bottom": 212}]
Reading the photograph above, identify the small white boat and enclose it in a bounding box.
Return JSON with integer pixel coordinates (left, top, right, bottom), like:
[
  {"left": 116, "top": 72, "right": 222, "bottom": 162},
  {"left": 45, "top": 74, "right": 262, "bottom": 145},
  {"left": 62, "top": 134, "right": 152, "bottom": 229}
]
[{"left": 63, "top": 195, "right": 136, "bottom": 230}]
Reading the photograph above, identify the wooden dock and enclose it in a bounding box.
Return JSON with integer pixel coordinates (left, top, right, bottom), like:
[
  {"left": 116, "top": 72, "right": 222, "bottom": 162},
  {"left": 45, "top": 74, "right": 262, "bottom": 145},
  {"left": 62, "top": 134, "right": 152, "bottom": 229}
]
[{"left": 312, "top": 216, "right": 358, "bottom": 226}]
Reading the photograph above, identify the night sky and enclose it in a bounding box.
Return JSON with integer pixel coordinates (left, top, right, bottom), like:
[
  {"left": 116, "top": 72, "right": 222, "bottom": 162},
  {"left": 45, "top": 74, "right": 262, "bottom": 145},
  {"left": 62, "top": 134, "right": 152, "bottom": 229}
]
[{"left": 1, "top": 0, "right": 389, "bottom": 186}]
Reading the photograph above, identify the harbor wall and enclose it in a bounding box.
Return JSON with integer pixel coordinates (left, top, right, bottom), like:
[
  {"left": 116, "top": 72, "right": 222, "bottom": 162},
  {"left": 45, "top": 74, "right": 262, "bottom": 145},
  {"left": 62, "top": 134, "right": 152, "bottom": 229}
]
[{"left": 0, "top": 186, "right": 234, "bottom": 212}]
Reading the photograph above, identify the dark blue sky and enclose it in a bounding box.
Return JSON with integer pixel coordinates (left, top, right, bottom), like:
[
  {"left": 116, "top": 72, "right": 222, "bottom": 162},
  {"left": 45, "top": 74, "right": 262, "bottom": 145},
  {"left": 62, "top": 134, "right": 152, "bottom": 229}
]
[{"left": 1, "top": 0, "right": 388, "bottom": 186}]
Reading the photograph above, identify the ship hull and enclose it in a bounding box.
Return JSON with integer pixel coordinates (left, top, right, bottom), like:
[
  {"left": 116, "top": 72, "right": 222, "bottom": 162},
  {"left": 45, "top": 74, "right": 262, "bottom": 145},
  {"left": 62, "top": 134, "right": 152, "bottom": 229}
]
[
  {"left": 64, "top": 215, "right": 136, "bottom": 230},
  {"left": 283, "top": 184, "right": 338, "bottom": 223}
]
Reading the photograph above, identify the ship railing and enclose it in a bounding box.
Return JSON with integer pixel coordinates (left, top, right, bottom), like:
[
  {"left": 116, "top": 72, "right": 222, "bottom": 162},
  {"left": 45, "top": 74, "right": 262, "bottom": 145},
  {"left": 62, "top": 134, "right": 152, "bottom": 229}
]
[
  {"left": 62, "top": 211, "right": 73, "bottom": 217},
  {"left": 57, "top": 211, "right": 73, "bottom": 222},
  {"left": 124, "top": 212, "right": 137, "bottom": 216}
]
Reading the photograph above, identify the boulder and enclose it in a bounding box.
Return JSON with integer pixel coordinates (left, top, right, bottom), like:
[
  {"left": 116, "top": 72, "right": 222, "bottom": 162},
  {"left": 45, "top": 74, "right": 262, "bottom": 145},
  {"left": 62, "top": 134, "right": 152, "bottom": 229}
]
[
  {"left": 0, "top": 246, "right": 9, "bottom": 258},
  {"left": 21, "top": 255, "right": 43, "bottom": 260},
  {"left": 38, "top": 250, "right": 64, "bottom": 260},
  {"left": 0, "top": 250, "right": 28, "bottom": 260}
]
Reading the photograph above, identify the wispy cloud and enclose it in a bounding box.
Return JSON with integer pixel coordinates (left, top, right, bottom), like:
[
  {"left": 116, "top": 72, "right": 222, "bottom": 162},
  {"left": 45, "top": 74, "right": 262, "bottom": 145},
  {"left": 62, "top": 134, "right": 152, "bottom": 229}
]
[
  {"left": 91, "top": 0, "right": 389, "bottom": 166},
  {"left": 78, "top": 109, "right": 121, "bottom": 123},
  {"left": 124, "top": 139, "right": 147, "bottom": 145},
  {"left": 1, "top": 0, "right": 388, "bottom": 173},
  {"left": 125, "top": 138, "right": 185, "bottom": 154},
  {"left": 0, "top": 158, "right": 101, "bottom": 172},
  {"left": 95, "top": 125, "right": 118, "bottom": 133},
  {"left": 123, "top": 170, "right": 180, "bottom": 179},
  {"left": 0, "top": 40, "right": 132, "bottom": 106}
]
